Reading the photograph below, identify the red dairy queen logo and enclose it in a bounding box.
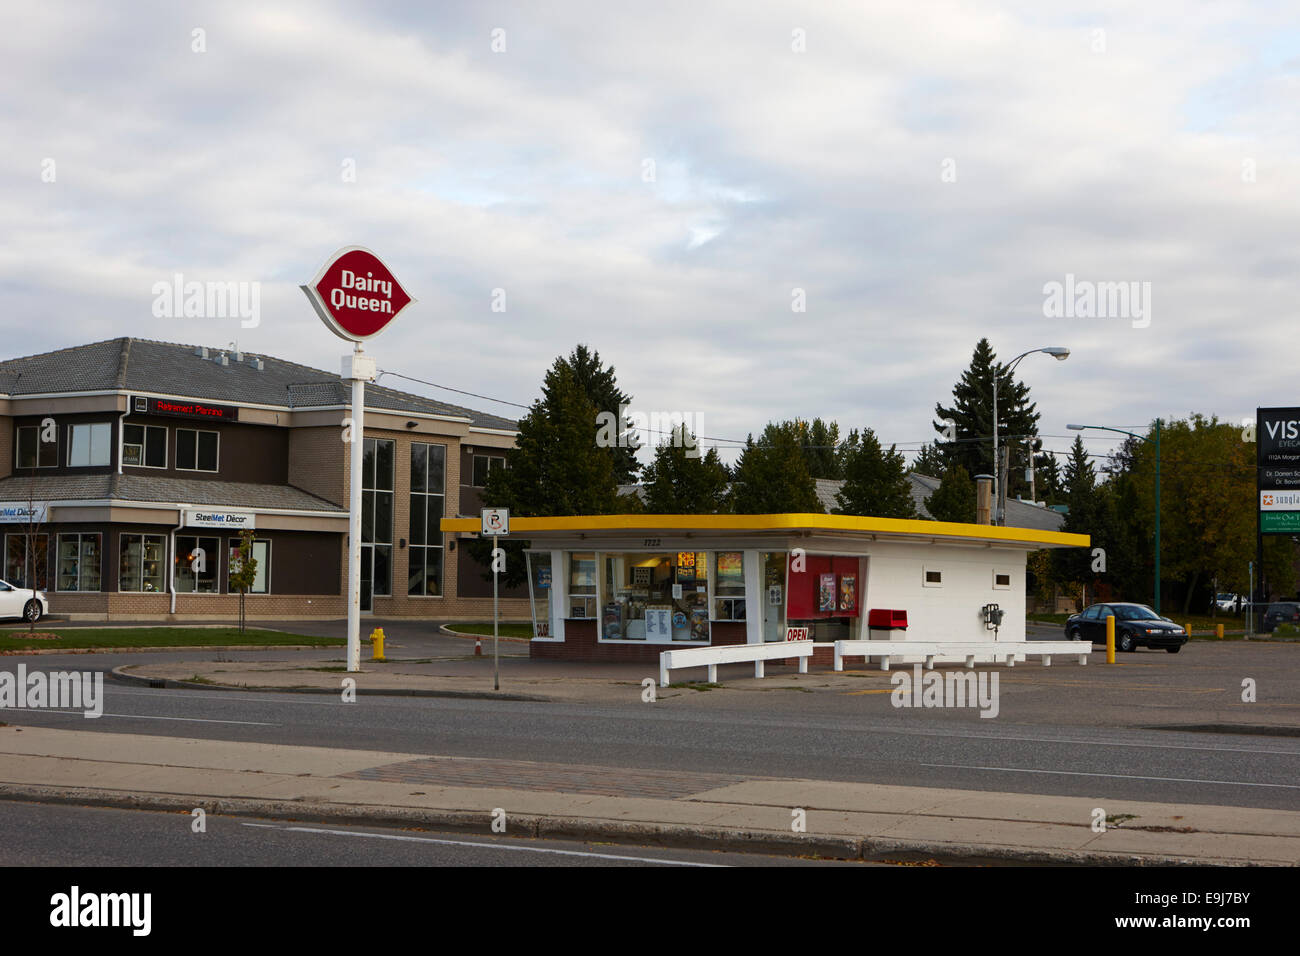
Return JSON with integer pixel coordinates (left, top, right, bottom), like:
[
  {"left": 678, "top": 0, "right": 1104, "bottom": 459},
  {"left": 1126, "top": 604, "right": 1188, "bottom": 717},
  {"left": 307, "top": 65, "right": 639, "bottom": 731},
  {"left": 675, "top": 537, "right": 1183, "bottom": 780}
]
[{"left": 302, "top": 246, "right": 414, "bottom": 342}]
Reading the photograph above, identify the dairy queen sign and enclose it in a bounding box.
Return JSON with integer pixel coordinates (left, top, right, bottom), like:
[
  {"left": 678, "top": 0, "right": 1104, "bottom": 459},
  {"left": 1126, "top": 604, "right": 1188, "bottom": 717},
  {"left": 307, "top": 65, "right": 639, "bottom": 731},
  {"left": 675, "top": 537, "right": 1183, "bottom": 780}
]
[{"left": 300, "top": 246, "right": 415, "bottom": 342}]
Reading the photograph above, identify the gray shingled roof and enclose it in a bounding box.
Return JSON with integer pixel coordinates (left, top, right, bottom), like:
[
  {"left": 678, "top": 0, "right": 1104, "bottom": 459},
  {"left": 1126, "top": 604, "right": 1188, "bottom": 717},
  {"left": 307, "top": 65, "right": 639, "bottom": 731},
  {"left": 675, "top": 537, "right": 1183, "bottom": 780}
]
[
  {"left": 0, "top": 338, "right": 519, "bottom": 431},
  {"left": 0, "top": 474, "right": 344, "bottom": 513}
]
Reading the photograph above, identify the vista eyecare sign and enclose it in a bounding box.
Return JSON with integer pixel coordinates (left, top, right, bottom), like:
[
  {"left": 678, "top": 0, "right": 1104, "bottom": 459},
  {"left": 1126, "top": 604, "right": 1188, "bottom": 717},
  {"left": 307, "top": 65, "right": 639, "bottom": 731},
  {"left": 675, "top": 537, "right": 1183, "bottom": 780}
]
[
  {"left": 300, "top": 246, "right": 415, "bottom": 342},
  {"left": 1258, "top": 407, "right": 1300, "bottom": 533}
]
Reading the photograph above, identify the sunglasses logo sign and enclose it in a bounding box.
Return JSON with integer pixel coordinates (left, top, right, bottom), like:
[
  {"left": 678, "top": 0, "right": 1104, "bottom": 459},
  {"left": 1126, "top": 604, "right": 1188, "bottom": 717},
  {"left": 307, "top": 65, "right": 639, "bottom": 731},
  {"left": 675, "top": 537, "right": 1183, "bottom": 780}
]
[{"left": 302, "top": 246, "right": 415, "bottom": 342}]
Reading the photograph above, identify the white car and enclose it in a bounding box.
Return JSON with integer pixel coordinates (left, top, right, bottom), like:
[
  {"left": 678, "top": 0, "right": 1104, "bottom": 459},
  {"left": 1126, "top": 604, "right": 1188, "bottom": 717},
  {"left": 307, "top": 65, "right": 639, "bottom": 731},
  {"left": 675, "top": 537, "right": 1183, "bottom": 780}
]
[
  {"left": 1214, "top": 593, "right": 1240, "bottom": 612},
  {"left": 0, "top": 579, "right": 48, "bottom": 623}
]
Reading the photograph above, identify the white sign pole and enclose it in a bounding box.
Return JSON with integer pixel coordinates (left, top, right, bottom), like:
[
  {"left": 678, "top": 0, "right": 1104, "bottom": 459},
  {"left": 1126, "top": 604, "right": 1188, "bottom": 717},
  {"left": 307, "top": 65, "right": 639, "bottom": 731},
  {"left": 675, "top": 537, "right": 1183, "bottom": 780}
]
[{"left": 344, "top": 345, "right": 375, "bottom": 673}]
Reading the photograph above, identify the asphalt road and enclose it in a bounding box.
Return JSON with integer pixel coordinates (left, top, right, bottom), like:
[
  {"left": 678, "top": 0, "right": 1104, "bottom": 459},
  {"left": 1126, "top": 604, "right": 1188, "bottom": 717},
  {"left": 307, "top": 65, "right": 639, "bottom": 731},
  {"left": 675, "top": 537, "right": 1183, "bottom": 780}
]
[
  {"left": 2, "top": 647, "right": 1298, "bottom": 811},
  {"left": 0, "top": 801, "right": 850, "bottom": 867}
]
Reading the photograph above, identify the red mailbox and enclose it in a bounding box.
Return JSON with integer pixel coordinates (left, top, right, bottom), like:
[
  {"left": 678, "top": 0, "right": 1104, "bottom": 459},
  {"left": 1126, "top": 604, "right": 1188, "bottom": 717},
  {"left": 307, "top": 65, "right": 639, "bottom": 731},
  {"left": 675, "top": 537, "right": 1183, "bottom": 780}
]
[{"left": 867, "top": 608, "right": 908, "bottom": 631}]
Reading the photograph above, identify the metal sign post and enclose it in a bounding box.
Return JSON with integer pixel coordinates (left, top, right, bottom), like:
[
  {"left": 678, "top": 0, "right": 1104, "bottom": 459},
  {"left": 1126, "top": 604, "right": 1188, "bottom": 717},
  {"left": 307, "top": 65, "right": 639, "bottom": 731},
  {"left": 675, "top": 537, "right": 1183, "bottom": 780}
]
[{"left": 482, "top": 508, "right": 510, "bottom": 691}]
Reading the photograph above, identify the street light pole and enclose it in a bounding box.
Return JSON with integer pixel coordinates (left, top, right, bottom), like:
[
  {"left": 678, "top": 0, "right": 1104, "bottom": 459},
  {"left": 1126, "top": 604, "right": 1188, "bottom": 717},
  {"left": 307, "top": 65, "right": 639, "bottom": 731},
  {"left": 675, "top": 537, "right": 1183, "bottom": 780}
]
[
  {"left": 994, "top": 347, "right": 1070, "bottom": 525},
  {"left": 1068, "top": 420, "right": 1162, "bottom": 615}
]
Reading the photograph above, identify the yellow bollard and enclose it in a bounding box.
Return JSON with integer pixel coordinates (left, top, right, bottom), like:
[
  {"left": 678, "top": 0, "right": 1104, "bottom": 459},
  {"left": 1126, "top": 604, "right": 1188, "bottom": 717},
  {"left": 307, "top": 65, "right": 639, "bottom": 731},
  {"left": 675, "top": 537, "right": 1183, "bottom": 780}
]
[
  {"left": 1186, "top": 623, "right": 1193, "bottom": 641},
  {"left": 1216, "top": 623, "right": 1224, "bottom": 640},
  {"left": 370, "top": 627, "right": 386, "bottom": 662},
  {"left": 1106, "top": 614, "right": 1116, "bottom": 664}
]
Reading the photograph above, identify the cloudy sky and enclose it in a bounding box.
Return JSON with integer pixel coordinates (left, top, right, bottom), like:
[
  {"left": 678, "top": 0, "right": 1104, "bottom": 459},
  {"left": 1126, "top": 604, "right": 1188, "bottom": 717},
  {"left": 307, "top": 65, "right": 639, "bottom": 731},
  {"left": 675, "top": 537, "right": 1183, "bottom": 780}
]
[{"left": 3, "top": 1, "right": 1296, "bottom": 469}]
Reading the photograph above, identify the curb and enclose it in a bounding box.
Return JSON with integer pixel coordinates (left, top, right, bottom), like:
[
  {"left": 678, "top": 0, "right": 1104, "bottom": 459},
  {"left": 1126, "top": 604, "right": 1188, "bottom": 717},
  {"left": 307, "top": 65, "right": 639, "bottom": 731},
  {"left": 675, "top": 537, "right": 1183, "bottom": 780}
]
[
  {"left": 0, "top": 784, "right": 1245, "bottom": 867},
  {"left": 108, "top": 664, "right": 551, "bottom": 702},
  {"left": 1, "top": 644, "right": 342, "bottom": 657},
  {"left": 438, "top": 624, "right": 530, "bottom": 644}
]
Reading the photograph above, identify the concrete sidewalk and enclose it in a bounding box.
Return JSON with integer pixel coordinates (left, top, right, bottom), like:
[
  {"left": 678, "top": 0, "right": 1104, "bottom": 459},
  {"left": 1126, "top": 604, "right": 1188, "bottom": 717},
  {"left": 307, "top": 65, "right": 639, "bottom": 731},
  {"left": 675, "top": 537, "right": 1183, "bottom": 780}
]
[{"left": 0, "top": 726, "right": 1293, "bottom": 865}]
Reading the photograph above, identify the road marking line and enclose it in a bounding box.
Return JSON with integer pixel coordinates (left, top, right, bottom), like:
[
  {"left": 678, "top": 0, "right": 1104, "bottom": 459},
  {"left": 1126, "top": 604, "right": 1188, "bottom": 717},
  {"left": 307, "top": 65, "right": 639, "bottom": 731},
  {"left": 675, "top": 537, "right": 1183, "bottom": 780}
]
[
  {"left": 920, "top": 763, "right": 1300, "bottom": 789},
  {"left": 239, "top": 822, "right": 726, "bottom": 865},
  {"left": 0, "top": 708, "right": 275, "bottom": 726}
]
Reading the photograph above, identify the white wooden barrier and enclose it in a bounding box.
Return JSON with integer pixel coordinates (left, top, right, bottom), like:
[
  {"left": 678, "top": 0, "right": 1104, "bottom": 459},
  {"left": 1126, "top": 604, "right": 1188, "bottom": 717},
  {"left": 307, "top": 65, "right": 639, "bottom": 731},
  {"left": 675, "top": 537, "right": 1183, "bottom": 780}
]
[
  {"left": 834, "top": 640, "right": 1089, "bottom": 671},
  {"left": 659, "top": 641, "right": 815, "bottom": 687}
]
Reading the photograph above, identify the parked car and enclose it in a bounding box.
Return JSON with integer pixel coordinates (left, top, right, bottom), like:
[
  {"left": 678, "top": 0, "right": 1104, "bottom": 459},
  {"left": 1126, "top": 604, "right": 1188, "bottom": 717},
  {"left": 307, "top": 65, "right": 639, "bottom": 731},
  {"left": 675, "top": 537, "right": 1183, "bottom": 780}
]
[
  {"left": 0, "top": 578, "right": 47, "bottom": 623},
  {"left": 1214, "top": 592, "right": 1240, "bottom": 612},
  {"left": 1064, "top": 602, "right": 1188, "bottom": 652},
  {"left": 1260, "top": 602, "right": 1300, "bottom": 634}
]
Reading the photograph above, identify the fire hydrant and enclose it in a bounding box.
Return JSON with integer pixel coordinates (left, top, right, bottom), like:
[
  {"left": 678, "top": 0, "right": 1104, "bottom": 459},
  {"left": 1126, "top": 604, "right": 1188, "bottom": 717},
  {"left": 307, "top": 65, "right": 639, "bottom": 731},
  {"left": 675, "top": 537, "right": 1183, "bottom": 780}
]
[{"left": 370, "top": 627, "right": 386, "bottom": 662}]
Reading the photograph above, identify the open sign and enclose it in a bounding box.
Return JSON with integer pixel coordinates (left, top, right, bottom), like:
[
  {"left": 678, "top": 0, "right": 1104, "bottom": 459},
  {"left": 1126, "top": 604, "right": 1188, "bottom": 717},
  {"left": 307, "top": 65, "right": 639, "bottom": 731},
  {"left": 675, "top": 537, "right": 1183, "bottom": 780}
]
[{"left": 785, "top": 627, "right": 811, "bottom": 642}]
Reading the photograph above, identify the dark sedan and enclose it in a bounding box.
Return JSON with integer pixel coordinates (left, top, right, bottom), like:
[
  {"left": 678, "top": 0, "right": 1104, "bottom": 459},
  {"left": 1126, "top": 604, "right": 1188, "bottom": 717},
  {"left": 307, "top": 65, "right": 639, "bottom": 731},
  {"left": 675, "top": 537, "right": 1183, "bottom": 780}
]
[{"left": 1064, "top": 603, "right": 1188, "bottom": 653}]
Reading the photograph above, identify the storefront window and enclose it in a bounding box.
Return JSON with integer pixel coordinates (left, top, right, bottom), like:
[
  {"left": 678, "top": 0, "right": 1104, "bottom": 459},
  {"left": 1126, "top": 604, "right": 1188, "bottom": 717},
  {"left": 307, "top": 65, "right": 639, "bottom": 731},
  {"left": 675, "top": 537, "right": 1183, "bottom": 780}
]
[
  {"left": 526, "top": 551, "right": 553, "bottom": 638},
  {"left": 57, "top": 533, "right": 101, "bottom": 592},
  {"left": 122, "top": 424, "right": 167, "bottom": 468},
  {"left": 119, "top": 534, "right": 165, "bottom": 592},
  {"left": 174, "top": 535, "right": 219, "bottom": 593},
  {"left": 16, "top": 425, "right": 57, "bottom": 468},
  {"left": 362, "top": 438, "right": 394, "bottom": 600},
  {"left": 5, "top": 534, "right": 49, "bottom": 590},
  {"left": 712, "top": 551, "right": 746, "bottom": 621},
  {"left": 408, "top": 442, "right": 445, "bottom": 596},
  {"left": 601, "top": 551, "right": 709, "bottom": 642},
  {"left": 67, "top": 423, "right": 112, "bottom": 467},
  {"left": 568, "top": 553, "right": 597, "bottom": 618},
  {"left": 228, "top": 538, "right": 270, "bottom": 593},
  {"left": 762, "top": 551, "right": 787, "bottom": 642}
]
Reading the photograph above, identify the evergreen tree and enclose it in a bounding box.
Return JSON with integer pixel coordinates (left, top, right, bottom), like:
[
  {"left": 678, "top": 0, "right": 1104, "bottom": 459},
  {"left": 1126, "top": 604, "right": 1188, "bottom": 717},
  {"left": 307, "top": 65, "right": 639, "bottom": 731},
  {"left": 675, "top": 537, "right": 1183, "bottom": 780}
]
[
  {"left": 642, "top": 425, "right": 731, "bottom": 513},
  {"left": 730, "top": 423, "right": 823, "bottom": 513},
  {"left": 934, "top": 339, "right": 1041, "bottom": 502},
  {"left": 472, "top": 361, "right": 619, "bottom": 585},
  {"left": 1052, "top": 436, "right": 1102, "bottom": 596},
  {"left": 911, "top": 442, "right": 947, "bottom": 478},
  {"left": 925, "top": 464, "right": 976, "bottom": 523},
  {"left": 1035, "top": 451, "right": 1063, "bottom": 504},
  {"left": 799, "top": 418, "right": 843, "bottom": 479},
  {"left": 834, "top": 428, "right": 917, "bottom": 518},
  {"left": 565, "top": 344, "right": 640, "bottom": 483}
]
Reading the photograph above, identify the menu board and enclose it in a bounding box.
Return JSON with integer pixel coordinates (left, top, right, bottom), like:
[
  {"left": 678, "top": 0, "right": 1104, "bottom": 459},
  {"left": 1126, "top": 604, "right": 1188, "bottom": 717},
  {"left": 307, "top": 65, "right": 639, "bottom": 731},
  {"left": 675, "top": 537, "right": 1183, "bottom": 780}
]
[
  {"left": 645, "top": 606, "right": 673, "bottom": 640},
  {"left": 676, "top": 551, "right": 697, "bottom": 582}
]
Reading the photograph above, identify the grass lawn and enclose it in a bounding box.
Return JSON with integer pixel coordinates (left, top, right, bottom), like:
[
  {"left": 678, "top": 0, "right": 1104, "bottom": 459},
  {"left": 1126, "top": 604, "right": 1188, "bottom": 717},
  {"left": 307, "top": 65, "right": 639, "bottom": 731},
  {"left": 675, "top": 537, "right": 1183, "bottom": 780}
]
[
  {"left": 444, "top": 621, "right": 534, "bottom": 639},
  {"left": 0, "top": 627, "right": 342, "bottom": 652}
]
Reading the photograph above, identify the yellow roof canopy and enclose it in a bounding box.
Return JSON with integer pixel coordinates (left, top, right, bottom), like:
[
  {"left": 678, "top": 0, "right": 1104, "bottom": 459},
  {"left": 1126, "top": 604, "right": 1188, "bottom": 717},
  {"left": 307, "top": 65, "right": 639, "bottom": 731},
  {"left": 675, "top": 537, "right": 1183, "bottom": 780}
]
[{"left": 441, "top": 513, "right": 1088, "bottom": 549}]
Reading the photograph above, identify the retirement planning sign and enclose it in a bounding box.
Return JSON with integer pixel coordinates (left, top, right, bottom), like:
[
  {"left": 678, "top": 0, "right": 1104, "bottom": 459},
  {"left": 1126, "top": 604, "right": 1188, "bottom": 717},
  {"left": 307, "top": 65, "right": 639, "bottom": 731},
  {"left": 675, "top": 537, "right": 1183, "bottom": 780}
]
[{"left": 1258, "top": 407, "right": 1300, "bottom": 533}]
